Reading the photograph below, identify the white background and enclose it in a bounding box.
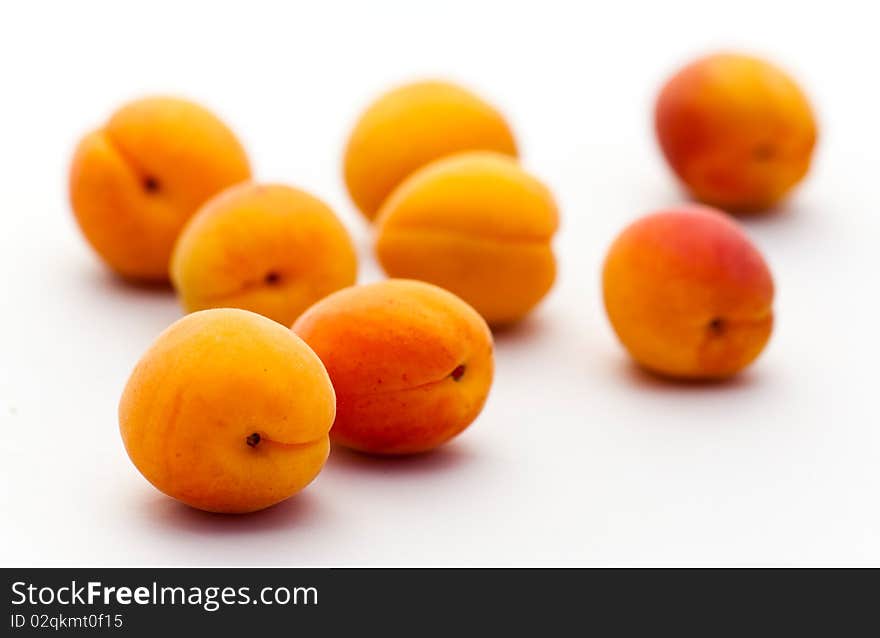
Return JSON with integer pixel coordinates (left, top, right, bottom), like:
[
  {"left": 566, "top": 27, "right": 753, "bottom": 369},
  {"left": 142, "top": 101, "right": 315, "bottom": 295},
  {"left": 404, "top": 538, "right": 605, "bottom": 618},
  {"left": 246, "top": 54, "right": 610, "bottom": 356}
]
[{"left": 1, "top": 0, "right": 878, "bottom": 566}]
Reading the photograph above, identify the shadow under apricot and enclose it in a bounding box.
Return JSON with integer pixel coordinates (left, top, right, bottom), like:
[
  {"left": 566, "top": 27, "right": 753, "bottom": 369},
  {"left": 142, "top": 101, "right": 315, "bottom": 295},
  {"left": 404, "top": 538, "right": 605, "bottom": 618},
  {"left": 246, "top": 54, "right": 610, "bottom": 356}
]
[
  {"left": 490, "top": 312, "right": 551, "bottom": 344},
  {"left": 326, "top": 442, "right": 475, "bottom": 476},
  {"left": 615, "top": 358, "right": 763, "bottom": 393},
  {"left": 89, "top": 266, "right": 174, "bottom": 296},
  {"left": 728, "top": 200, "right": 801, "bottom": 226},
  {"left": 677, "top": 190, "right": 810, "bottom": 227},
  {"left": 145, "top": 489, "right": 323, "bottom": 535}
]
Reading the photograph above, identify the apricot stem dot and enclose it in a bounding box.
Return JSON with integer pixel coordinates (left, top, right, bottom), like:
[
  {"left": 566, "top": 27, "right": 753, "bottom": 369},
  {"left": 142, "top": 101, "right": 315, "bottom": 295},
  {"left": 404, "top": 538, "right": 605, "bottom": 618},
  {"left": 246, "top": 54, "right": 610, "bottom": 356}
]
[
  {"left": 708, "top": 318, "right": 725, "bottom": 335},
  {"left": 451, "top": 364, "right": 466, "bottom": 381},
  {"left": 143, "top": 176, "right": 160, "bottom": 193},
  {"left": 264, "top": 271, "right": 281, "bottom": 285},
  {"left": 753, "top": 143, "right": 776, "bottom": 160},
  {"left": 246, "top": 432, "right": 261, "bottom": 447}
]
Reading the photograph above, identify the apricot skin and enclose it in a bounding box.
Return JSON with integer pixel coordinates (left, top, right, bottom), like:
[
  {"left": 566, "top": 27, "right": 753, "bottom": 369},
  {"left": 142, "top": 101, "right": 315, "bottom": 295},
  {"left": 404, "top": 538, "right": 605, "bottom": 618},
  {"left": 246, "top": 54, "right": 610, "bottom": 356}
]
[
  {"left": 655, "top": 53, "right": 817, "bottom": 212},
  {"left": 602, "top": 205, "right": 774, "bottom": 379},
  {"left": 69, "top": 97, "right": 251, "bottom": 281},
  {"left": 292, "top": 280, "right": 494, "bottom": 455},
  {"left": 119, "top": 308, "right": 334, "bottom": 513},
  {"left": 374, "top": 152, "right": 558, "bottom": 326},
  {"left": 344, "top": 80, "right": 518, "bottom": 220},
  {"left": 171, "top": 183, "right": 357, "bottom": 326}
]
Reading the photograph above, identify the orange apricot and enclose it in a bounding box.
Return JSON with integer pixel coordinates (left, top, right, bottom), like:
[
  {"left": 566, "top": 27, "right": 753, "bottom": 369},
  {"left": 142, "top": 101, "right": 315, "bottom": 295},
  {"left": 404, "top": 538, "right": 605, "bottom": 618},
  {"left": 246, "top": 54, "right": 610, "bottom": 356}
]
[
  {"left": 602, "top": 205, "right": 774, "bottom": 379},
  {"left": 292, "top": 280, "right": 493, "bottom": 455},
  {"left": 374, "top": 152, "right": 558, "bottom": 326},
  {"left": 119, "top": 308, "right": 334, "bottom": 513},
  {"left": 69, "top": 96, "right": 251, "bottom": 281},
  {"left": 171, "top": 183, "right": 357, "bottom": 326},
  {"left": 343, "top": 80, "right": 518, "bottom": 220},
  {"left": 655, "top": 53, "right": 817, "bottom": 212}
]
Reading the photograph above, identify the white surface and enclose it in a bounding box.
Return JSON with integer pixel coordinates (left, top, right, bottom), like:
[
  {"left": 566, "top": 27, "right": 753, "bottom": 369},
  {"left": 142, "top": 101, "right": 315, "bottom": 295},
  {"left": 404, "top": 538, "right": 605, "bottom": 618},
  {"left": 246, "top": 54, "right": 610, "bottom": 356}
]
[{"left": 1, "top": 0, "right": 878, "bottom": 566}]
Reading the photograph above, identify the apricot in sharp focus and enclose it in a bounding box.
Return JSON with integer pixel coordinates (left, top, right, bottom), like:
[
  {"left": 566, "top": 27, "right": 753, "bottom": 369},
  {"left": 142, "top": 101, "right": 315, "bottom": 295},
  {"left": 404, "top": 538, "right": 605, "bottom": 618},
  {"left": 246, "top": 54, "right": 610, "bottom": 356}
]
[
  {"left": 292, "top": 279, "right": 494, "bottom": 455},
  {"left": 375, "top": 151, "right": 558, "bottom": 326},
  {"left": 119, "top": 308, "right": 334, "bottom": 513},
  {"left": 655, "top": 53, "right": 817, "bottom": 212},
  {"left": 343, "top": 80, "right": 518, "bottom": 220},
  {"left": 602, "top": 205, "right": 774, "bottom": 379},
  {"left": 69, "top": 96, "right": 251, "bottom": 281},
  {"left": 171, "top": 183, "right": 357, "bottom": 326}
]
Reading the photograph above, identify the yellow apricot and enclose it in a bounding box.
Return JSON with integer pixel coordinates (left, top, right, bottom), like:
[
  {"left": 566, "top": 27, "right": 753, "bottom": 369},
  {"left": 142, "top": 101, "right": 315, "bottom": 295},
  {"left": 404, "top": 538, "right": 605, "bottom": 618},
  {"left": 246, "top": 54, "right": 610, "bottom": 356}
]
[
  {"left": 293, "top": 280, "right": 494, "bottom": 455},
  {"left": 343, "top": 80, "right": 518, "bottom": 220},
  {"left": 171, "top": 183, "right": 357, "bottom": 327},
  {"left": 375, "top": 152, "right": 558, "bottom": 326},
  {"left": 656, "top": 53, "right": 817, "bottom": 212},
  {"left": 119, "top": 308, "right": 334, "bottom": 513},
  {"left": 603, "top": 205, "right": 774, "bottom": 379},
  {"left": 69, "top": 96, "right": 251, "bottom": 281}
]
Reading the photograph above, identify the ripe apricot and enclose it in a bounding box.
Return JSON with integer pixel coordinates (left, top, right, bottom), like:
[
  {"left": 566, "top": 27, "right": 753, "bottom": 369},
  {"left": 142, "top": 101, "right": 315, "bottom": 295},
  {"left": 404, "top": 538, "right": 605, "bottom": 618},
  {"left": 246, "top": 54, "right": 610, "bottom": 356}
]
[
  {"left": 171, "top": 183, "right": 357, "bottom": 326},
  {"left": 119, "top": 308, "right": 334, "bottom": 513},
  {"left": 292, "top": 280, "right": 493, "bottom": 455},
  {"left": 69, "top": 96, "right": 251, "bottom": 281},
  {"left": 602, "top": 205, "right": 774, "bottom": 379},
  {"left": 343, "top": 80, "right": 518, "bottom": 220},
  {"left": 655, "top": 53, "right": 817, "bottom": 212},
  {"left": 374, "top": 152, "right": 558, "bottom": 326}
]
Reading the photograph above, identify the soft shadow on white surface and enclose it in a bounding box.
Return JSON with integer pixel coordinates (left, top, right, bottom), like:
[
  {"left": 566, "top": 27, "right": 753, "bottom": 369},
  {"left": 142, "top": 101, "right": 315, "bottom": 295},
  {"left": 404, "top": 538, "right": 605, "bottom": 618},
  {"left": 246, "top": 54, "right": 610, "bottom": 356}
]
[
  {"left": 731, "top": 198, "right": 831, "bottom": 238},
  {"left": 85, "top": 267, "right": 175, "bottom": 297},
  {"left": 733, "top": 203, "right": 798, "bottom": 224},
  {"left": 326, "top": 443, "right": 476, "bottom": 477},
  {"left": 55, "top": 253, "right": 183, "bottom": 344},
  {"left": 491, "top": 312, "right": 553, "bottom": 345},
  {"left": 144, "top": 491, "right": 326, "bottom": 536},
  {"left": 61, "top": 253, "right": 176, "bottom": 303},
  {"left": 616, "top": 359, "right": 764, "bottom": 394}
]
